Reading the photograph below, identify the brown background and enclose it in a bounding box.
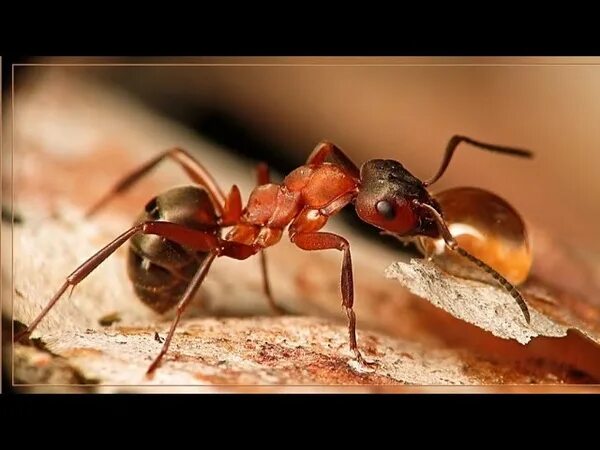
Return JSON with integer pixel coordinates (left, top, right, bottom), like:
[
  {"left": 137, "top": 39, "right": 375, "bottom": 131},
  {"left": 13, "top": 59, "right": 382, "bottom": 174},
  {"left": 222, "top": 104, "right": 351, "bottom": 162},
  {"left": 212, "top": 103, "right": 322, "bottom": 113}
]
[
  {"left": 45, "top": 56, "right": 599, "bottom": 256},
  {"left": 5, "top": 57, "right": 600, "bottom": 389}
]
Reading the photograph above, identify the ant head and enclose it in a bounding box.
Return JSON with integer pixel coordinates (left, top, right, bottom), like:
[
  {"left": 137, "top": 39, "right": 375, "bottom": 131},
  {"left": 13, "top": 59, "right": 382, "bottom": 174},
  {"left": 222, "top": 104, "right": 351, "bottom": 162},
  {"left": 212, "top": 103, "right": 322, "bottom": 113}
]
[{"left": 355, "top": 159, "right": 440, "bottom": 237}]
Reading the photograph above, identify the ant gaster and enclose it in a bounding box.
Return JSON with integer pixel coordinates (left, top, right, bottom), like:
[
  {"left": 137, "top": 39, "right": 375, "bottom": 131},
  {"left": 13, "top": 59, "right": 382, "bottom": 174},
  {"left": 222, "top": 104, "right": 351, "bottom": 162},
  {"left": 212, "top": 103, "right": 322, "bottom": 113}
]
[{"left": 15, "top": 135, "right": 533, "bottom": 375}]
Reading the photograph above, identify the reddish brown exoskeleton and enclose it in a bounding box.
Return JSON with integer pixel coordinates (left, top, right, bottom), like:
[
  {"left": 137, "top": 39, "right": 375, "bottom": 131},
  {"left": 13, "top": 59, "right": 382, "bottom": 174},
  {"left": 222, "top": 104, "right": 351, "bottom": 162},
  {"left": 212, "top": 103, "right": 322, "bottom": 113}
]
[{"left": 15, "top": 135, "right": 533, "bottom": 375}]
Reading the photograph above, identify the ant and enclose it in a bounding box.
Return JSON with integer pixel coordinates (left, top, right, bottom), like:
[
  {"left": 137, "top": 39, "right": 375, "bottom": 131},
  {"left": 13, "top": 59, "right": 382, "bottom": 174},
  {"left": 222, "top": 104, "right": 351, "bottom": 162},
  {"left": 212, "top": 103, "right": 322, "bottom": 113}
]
[{"left": 15, "top": 135, "right": 533, "bottom": 376}]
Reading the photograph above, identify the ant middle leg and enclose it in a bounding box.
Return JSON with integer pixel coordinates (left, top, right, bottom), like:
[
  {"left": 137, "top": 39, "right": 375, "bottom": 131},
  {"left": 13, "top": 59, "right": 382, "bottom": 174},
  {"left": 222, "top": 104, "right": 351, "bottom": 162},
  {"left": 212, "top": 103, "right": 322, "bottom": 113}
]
[
  {"left": 258, "top": 250, "right": 284, "bottom": 315},
  {"left": 253, "top": 163, "right": 285, "bottom": 315}
]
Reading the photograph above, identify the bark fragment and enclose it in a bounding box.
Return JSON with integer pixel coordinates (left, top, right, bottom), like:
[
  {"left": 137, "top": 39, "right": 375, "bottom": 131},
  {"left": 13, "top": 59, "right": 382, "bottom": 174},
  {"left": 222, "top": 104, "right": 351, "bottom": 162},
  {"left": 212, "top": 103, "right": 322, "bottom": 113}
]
[{"left": 385, "top": 259, "right": 600, "bottom": 346}]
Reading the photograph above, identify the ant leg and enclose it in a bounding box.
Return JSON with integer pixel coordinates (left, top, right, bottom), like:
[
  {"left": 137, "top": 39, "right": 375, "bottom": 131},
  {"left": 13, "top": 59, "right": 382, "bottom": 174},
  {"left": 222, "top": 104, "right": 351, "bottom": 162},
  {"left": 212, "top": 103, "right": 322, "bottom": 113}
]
[
  {"left": 252, "top": 163, "right": 284, "bottom": 314},
  {"left": 221, "top": 185, "right": 242, "bottom": 226},
  {"left": 292, "top": 231, "right": 373, "bottom": 366},
  {"left": 146, "top": 252, "right": 217, "bottom": 375},
  {"left": 146, "top": 235, "right": 278, "bottom": 374},
  {"left": 14, "top": 225, "right": 143, "bottom": 342},
  {"left": 306, "top": 141, "right": 360, "bottom": 179},
  {"left": 15, "top": 221, "right": 222, "bottom": 343},
  {"left": 258, "top": 250, "right": 284, "bottom": 315},
  {"left": 417, "top": 201, "right": 531, "bottom": 324},
  {"left": 86, "top": 147, "right": 227, "bottom": 217},
  {"left": 256, "top": 162, "right": 270, "bottom": 186},
  {"left": 423, "top": 135, "right": 533, "bottom": 187}
]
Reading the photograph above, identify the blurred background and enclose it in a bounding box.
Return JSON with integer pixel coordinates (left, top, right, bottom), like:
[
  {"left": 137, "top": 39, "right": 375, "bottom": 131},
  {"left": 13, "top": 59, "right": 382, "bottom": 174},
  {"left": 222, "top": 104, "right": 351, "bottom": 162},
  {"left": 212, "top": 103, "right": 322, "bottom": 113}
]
[
  {"left": 10, "top": 56, "right": 600, "bottom": 254},
  {"left": 4, "top": 56, "right": 600, "bottom": 391}
]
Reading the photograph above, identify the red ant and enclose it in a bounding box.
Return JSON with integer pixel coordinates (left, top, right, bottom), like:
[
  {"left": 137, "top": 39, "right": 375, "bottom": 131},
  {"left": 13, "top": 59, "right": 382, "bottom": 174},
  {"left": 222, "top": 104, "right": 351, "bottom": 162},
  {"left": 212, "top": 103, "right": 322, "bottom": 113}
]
[{"left": 15, "top": 136, "right": 532, "bottom": 375}]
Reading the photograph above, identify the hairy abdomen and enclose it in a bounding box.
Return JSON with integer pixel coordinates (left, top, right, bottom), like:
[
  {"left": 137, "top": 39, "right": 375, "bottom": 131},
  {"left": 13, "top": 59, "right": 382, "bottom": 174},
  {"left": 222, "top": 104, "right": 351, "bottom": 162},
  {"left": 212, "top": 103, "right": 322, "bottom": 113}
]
[{"left": 127, "top": 186, "right": 220, "bottom": 313}]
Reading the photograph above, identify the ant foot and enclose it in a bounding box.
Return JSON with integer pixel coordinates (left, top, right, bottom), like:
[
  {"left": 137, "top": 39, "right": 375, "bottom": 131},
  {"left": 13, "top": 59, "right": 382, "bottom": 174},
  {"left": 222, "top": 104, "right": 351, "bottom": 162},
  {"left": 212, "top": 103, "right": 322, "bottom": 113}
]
[
  {"left": 269, "top": 303, "right": 287, "bottom": 316},
  {"left": 14, "top": 328, "right": 31, "bottom": 343},
  {"left": 144, "top": 369, "right": 156, "bottom": 381},
  {"left": 353, "top": 350, "right": 377, "bottom": 368},
  {"left": 145, "top": 362, "right": 160, "bottom": 379}
]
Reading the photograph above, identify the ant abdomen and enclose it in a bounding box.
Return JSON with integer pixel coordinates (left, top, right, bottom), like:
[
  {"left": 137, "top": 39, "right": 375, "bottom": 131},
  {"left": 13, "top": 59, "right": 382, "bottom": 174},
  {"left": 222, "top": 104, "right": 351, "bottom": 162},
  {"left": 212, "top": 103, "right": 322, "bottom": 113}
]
[
  {"left": 127, "top": 186, "right": 221, "bottom": 313},
  {"left": 416, "top": 187, "right": 532, "bottom": 286}
]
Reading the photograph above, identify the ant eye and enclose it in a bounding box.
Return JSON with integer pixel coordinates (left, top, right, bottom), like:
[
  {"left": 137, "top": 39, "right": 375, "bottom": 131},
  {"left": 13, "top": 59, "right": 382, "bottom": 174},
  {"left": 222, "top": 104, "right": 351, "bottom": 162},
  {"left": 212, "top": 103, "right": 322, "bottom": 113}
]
[
  {"left": 145, "top": 197, "right": 161, "bottom": 219},
  {"left": 376, "top": 200, "right": 395, "bottom": 220}
]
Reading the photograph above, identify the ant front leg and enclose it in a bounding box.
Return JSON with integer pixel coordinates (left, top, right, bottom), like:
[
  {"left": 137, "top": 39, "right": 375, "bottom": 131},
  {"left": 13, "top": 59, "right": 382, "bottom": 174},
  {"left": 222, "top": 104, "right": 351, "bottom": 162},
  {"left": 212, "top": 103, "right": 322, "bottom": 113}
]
[
  {"left": 291, "top": 231, "right": 373, "bottom": 367},
  {"left": 86, "top": 147, "right": 228, "bottom": 217}
]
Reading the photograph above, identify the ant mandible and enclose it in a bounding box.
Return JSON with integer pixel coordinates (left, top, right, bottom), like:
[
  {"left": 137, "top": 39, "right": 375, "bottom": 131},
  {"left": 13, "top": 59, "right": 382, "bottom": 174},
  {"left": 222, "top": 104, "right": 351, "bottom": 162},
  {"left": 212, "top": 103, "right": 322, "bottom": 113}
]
[{"left": 15, "top": 135, "right": 533, "bottom": 375}]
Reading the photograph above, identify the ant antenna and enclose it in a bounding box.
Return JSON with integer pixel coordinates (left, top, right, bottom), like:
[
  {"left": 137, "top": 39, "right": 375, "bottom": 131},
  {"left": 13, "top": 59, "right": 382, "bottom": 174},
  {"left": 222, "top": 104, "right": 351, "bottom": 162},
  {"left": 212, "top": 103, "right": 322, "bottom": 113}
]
[
  {"left": 416, "top": 201, "right": 531, "bottom": 324},
  {"left": 423, "top": 135, "right": 533, "bottom": 187}
]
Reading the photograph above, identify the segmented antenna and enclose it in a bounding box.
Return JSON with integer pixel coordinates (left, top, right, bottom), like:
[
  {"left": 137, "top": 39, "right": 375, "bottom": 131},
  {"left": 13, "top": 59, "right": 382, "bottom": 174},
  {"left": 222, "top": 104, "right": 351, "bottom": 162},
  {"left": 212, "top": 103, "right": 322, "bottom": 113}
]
[
  {"left": 455, "top": 246, "right": 530, "bottom": 324},
  {"left": 415, "top": 200, "right": 531, "bottom": 324}
]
